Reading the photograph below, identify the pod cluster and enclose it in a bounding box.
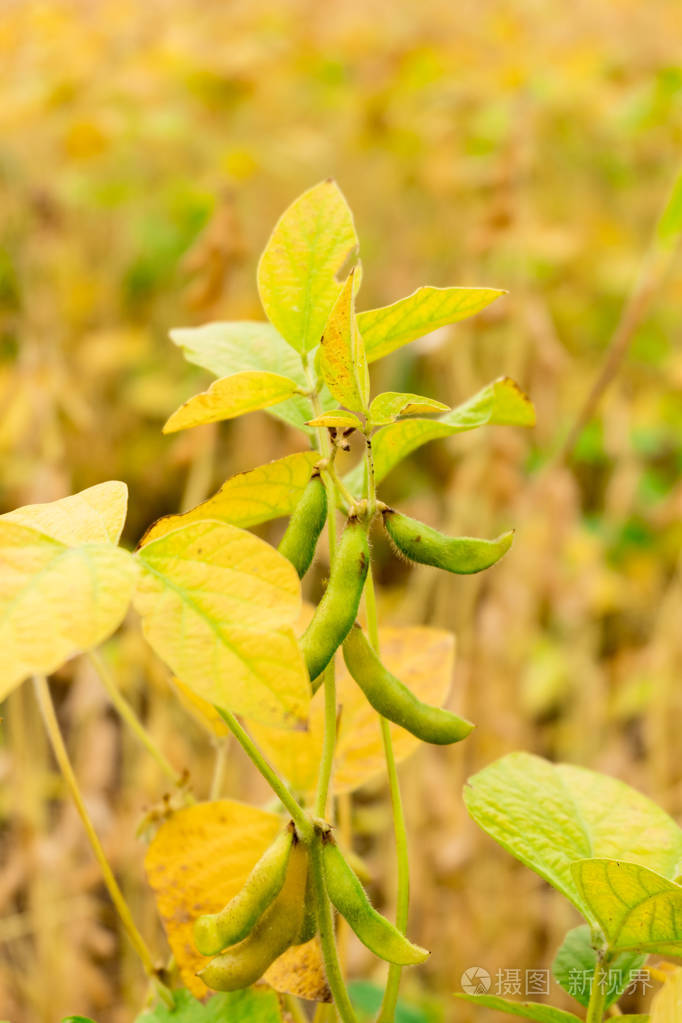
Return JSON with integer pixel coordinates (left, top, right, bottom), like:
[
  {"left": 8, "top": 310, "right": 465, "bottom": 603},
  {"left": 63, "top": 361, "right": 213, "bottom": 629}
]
[{"left": 195, "top": 822, "right": 314, "bottom": 992}]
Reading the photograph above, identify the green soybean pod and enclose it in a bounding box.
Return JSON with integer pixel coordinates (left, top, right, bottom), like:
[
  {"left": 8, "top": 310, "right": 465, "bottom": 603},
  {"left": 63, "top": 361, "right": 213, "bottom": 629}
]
[
  {"left": 194, "top": 824, "right": 294, "bottom": 956},
  {"left": 199, "top": 838, "right": 308, "bottom": 992},
  {"left": 322, "top": 839, "right": 429, "bottom": 966},
  {"left": 278, "top": 470, "right": 327, "bottom": 579},
  {"left": 300, "top": 516, "right": 370, "bottom": 690},
  {"left": 343, "top": 624, "right": 474, "bottom": 745},
  {"left": 296, "top": 865, "right": 317, "bottom": 945},
  {"left": 383, "top": 509, "right": 513, "bottom": 574}
]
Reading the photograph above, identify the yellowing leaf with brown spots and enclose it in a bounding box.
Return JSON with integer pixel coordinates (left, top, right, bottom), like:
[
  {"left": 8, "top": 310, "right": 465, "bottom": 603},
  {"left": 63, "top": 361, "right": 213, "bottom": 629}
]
[
  {"left": 249, "top": 626, "right": 457, "bottom": 796},
  {"left": 0, "top": 522, "right": 137, "bottom": 700},
  {"left": 134, "top": 521, "right": 309, "bottom": 728},
  {"left": 139, "top": 452, "right": 317, "bottom": 547},
  {"left": 0, "top": 481, "right": 128, "bottom": 545},
  {"left": 144, "top": 800, "right": 330, "bottom": 1002}
]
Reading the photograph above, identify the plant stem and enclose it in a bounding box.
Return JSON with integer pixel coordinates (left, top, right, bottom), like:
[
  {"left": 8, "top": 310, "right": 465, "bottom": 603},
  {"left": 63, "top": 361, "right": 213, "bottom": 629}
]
[
  {"left": 316, "top": 664, "right": 338, "bottom": 818},
  {"left": 209, "top": 739, "right": 229, "bottom": 800},
  {"left": 586, "top": 960, "right": 607, "bottom": 1023},
  {"left": 310, "top": 836, "right": 359, "bottom": 1023},
  {"left": 88, "top": 651, "right": 181, "bottom": 785},
  {"left": 284, "top": 993, "right": 310, "bottom": 1023},
  {"left": 215, "top": 708, "right": 313, "bottom": 843},
  {"left": 364, "top": 566, "right": 410, "bottom": 1023},
  {"left": 33, "top": 674, "right": 168, "bottom": 996}
]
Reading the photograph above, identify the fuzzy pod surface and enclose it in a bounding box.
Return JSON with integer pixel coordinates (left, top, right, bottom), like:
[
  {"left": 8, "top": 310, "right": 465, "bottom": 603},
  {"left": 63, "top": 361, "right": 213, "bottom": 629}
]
[
  {"left": 322, "top": 839, "right": 429, "bottom": 966},
  {"left": 278, "top": 471, "right": 327, "bottom": 579},
  {"left": 343, "top": 624, "right": 474, "bottom": 745},
  {"left": 383, "top": 509, "right": 513, "bottom": 574},
  {"left": 300, "top": 516, "right": 370, "bottom": 689},
  {"left": 194, "top": 825, "right": 294, "bottom": 956}
]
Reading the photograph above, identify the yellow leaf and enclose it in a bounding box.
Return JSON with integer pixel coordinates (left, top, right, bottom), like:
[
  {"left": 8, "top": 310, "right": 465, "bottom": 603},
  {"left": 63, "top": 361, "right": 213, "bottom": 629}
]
[
  {"left": 139, "top": 452, "right": 317, "bottom": 547},
  {"left": 145, "top": 800, "right": 330, "bottom": 1002},
  {"left": 0, "top": 522, "right": 137, "bottom": 700},
  {"left": 651, "top": 968, "right": 682, "bottom": 1022},
  {"left": 319, "top": 270, "right": 369, "bottom": 413},
  {"left": 163, "top": 371, "right": 301, "bottom": 433},
  {"left": 357, "top": 286, "right": 506, "bottom": 363},
  {"left": 249, "top": 626, "right": 456, "bottom": 796},
  {"left": 170, "top": 677, "right": 230, "bottom": 738},
  {"left": 0, "top": 481, "right": 128, "bottom": 545},
  {"left": 306, "top": 411, "right": 363, "bottom": 431},
  {"left": 257, "top": 180, "right": 358, "bottom": 355},
  {"left": 134, "top": 521, "right": 309, "bottom": 728}
]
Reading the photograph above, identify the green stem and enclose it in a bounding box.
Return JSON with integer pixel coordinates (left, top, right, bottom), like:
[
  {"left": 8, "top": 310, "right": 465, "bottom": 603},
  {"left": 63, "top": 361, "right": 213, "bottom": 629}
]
[
  {"left": 310, "top": 836, "right": 359, "bottom": 1023},
  {"left": 88, "top": 651, "right": 181, "bottom": 785},
  {"left": 33, "top": 674, "right": 171, "bottom": 1003},
  {"left": 284, "top": 994, "right": 310, "bottom": 1023},
  {"left": 365, "top": 565, "right": 411, "bottom": 1023},
  {"left": 315, "top": 664, "right": 338, "bottom": 819},
  {"left": 215, "top": 708, "right": 313, "bottom": 843},
  {"left": 586, "top": 960, "right": 607, "bottom": 1023}
]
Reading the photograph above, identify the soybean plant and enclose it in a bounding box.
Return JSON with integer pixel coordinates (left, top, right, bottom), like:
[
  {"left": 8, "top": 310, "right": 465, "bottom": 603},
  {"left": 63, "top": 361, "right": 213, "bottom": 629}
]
[{"left": 0, "top": 181, "right": 538, "bottom": 1022}]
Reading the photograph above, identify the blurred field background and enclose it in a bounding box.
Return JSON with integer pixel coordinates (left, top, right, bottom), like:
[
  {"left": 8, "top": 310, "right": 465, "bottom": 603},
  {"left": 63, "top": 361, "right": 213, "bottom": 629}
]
[{"left": 2, "top": 0, "right": 682, "bottom": 1020}]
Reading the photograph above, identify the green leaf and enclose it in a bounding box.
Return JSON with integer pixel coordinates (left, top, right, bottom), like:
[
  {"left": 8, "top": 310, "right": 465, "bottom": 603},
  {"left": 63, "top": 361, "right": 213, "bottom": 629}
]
[
  {"left": 135, "top": 987, "right": 282, "bottom": 1022},
  {"left": 0, "top": 523, "right": 137, "bottom": 701},
  {"left": 133, "top": 520, "right": 309, "bottom": 728},
  {"left": 0, "top": 482, "right": 128, "bottom": 546},
  {"left": 345, "top": 377, "right": 535, "bottom": 492},
  {"left": 455, "top": 994, "right": 581, "bottom": 1023},
  {"left": 572, "top": 859, "right": 682, "bottom": 956},
  {"left": 163, "top": 371, "right": 301, "bottom": 433},
  {"left": 358, "top": 285, "right": 505, "bottom": 363},
  {"left": 257, "top": 180, "right": 359, "bottom": 354},
  {"left": 552, "top": 924, "right": 645, "bottom": 1009},
  {"left": 349, "top": 980, "right": 437, "bottom": 1022},
  {"left": 463, "top": 753, "right": 682, "bottom": 920},
  {"left": 319, "top": 269, "right": 369, "bottom": 412},
  {"left": 368, "top": 392, "right": 449, "bottom": 427},
  {"left": 139, "top": 452, "right": 318, "bottom": 545},
  {"left": 307, "top": 410, "right": 364, "bottom": 431},
  {"left": 169, "top": 321, "right": 335, "bottom": 432}
]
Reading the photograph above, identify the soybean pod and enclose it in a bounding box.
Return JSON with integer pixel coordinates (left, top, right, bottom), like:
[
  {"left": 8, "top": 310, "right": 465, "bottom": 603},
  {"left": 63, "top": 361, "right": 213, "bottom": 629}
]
[
  {"left": 343, "top": 624, "right": 474, "bottom": 745},
  {"left": 278, "top": 470, "right": 327, "bottom": 579},
  {"left": 199, "top": 836, "right": 309, "bottom": 991},
  {"left": 194, "top": 824, "right": 294, "bottom": 956},
  {"left": 383, "top": 508, "right": 513, "bottom": 574},
  {"left": 300, "top": 515, "right": 370, "bottom": 690},
  {"left": 321, "top": 838, "right": 429, "bottom": 966}
]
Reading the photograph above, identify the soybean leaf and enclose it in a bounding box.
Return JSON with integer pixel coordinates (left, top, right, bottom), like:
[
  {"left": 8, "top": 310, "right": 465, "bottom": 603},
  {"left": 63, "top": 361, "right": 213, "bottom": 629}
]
[
  {"left": 319, "top": 269, "right": 370, "bottom": 412},
  {"left": 134, "top": 520, "right": 309, "bottom": 728},
  {"left": 139, "top": 451, "right": 318, "bottom": 546},
  {"left": 257, "top": 180, "right": 359, "bottom": 354},
  {"left": 572, "top": 859, "right": 682, "bottom": 956},
  {"left": 0, "top": 523, "right": 137, "bottom": 700},
  {"left": 169, "top": 321, "right": 335, "bottom": 432},
  {"left": 552, "top": 924, "right": 645, "bottom": 1009},
  {"left": 0, "top": 482, "right": 128, "bottom": 546},
  {"left": 163, "top": 370, "right": 302, "bottom": 433},
  {"left": 368, "top": 391, "right": 449, "bottom": 427},
  {"left": 307, "top": 410, "right": 364, "bottom": 431},
  {"left": 344, "top": 376, "right": 535, "bottom": 492},
  {"left": 135, "top": 988, "right": 283, "bottom": 1022},
  {"left": 650, "top": 968, "right": 682, "bottom": 1023},
  {"left": 145, "top": 800, "right": 329, "bottom": 1003},
  {"left": 464, "top": 753, "right": 682, "bottom": 920},
  {"left": 358, "top": 285, "right": 505, "bottom": 363},
  {"left": 249, "top": 623, "right": 456, "bottom": 796},
  {"left": 455, "top": 994, "right": 581, "bottom": 1023}
]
